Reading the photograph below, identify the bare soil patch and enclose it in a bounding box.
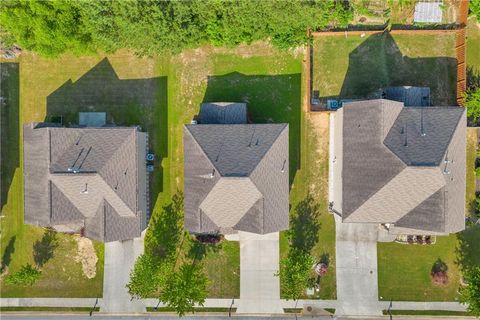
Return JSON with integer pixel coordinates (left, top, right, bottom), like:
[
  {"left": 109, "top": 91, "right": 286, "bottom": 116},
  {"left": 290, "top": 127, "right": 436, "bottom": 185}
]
[{"left": 74, "top": 236, "right": 98, "bottom": 279}]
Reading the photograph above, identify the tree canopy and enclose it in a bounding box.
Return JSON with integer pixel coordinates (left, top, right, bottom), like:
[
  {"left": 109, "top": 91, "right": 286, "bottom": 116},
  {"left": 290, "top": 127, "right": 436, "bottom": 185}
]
[
  {"left": 0, "top": 0, "right": 353, "bottom": 57},
  {"left": 460, "top": 266, "right": 480, "bottom": 317}
]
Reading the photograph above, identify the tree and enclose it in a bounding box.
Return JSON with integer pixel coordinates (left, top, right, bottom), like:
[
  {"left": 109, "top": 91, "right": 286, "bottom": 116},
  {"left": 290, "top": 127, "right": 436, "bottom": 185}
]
[
  {"left": 460, "top": 266, "right": 480, "bottom": 317},
  {"left": 5, "top": 264, "right": 41, "bottom": 286},
  {"left": 0, "top": 0, "right": 94, "bottom": 57},
  {"left": 278, "top": 247, "right": 314, "bottom": 301},
  {"left": 465, "top": 88, "right": 480, "bottom": 123},
  {"left": 470, "top": 0, "right": 480, "bottom": 19},
  {"left": 159, "top": 263, "right": 209, "bottom": 317},
  {"left": 127, "top": 254, "right": 173, "bottom": 299},
  {"left": 0, "top": 0, "right": 354, "bottom": 57}
]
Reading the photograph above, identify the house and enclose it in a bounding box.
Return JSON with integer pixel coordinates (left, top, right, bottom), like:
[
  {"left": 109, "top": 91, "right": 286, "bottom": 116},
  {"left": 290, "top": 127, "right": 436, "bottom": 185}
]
[
  {"left": 23, "top": 123, "right": 148, "bottom": 242},
  {"left": 329, "top": 99, "right": 466, "bottom": 235},
  {"left": 183, "top": 102, "right": 289, "bottom": 235}
]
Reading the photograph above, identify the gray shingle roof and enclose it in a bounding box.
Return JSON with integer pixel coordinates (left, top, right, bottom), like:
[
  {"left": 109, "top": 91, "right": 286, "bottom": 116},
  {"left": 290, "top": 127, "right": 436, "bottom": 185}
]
[
  {"left": 384, "top": 107, "right": 464, "bottom": 166},
  {"left": 336, "top": 99, "right": 465, "bottom": 234},
  {"left": 199, "top": 102, "right": 247, "bottom": 124},
  {"left": 23, "top": 123, "right": 148, "bottom": 242},
  {"left": 383, "top": 86, "right": 431, "bottom": 107},
  {"left": 185, "top": 124, "right": 287, "bottom": 177},
  {"left": 184, "top": 123, "right": 289, "bottom": 234}
]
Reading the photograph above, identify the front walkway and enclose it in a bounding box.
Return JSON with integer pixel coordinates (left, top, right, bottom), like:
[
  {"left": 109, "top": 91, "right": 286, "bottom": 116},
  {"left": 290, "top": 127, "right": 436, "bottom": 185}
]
[
  {"left": 228, "top": 231, "right": 283, "bottom": 314},
  {"left": 101, "top": 235, "right": 145, "bottom": 313},
  {"left": 334, "top": 215, "right": 382, "bottom": 316}
]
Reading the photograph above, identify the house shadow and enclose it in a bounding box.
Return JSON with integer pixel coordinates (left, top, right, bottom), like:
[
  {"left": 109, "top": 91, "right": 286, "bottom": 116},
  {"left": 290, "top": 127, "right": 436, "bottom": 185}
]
[
  {"left": 45, "top": 58, "right": 168, "bottom": 216},
  {"left": 202, "top": 72, "right": 302, "bottom": 185},
  {"left": 320, "top": 32, "right": 457, "bottom": 106},
  {"left": 0, "top": 63, "right": 19, "bottom": 211}
]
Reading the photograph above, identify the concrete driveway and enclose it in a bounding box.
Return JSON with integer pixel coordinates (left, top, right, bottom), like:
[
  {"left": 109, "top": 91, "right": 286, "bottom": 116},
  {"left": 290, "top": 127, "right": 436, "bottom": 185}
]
[
  {"left": 334, "top": 215, "right": 382, "bottom": 316},
  {"left": 102, "top": 235, "right": 145, "bottom": 313},
  {"left": 232, "top": 231, "right": 283, "bottom": 314}
]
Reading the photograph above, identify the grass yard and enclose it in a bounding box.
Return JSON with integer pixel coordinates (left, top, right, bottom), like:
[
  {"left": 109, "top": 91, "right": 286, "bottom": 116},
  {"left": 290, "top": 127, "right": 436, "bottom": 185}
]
[
  {"left": 1, "top": 42, "right": 329, "bottom": 298},
  {"left": 313, "top": 32, "right": 457, "bottom": 105},
  {"left": 377, "top": 129, "right": 479, "bottom": 301},
  {"left": 279, "top": 111, "right": 336, "bottom": 300},
  {"left": 467, "top": 17, "right": 480, "bottom": 71}
]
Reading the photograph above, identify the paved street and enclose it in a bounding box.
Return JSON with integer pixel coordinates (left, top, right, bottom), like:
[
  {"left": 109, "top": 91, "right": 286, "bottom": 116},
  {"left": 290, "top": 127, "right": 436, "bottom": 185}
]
[
  {"left": 102, "top": 235, "right": 145, "bottom": 313},
  {"left": 234, "top": 231, "right": 283, "bottom": 314},
  {"left": 334, "top": 215, "right": 382, "bottom": 316}
]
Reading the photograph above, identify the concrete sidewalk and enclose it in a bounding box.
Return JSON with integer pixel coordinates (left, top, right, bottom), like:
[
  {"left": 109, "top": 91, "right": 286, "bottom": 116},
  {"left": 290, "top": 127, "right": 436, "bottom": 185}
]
[{"left": 0, "top": 298, "right": 468, "bottom": 312}]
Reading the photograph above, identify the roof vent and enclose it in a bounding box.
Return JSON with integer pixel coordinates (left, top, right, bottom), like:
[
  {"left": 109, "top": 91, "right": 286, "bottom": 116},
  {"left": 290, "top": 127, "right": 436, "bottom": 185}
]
[
  {"left": 281, "top": 159, "right": 286, "bottom": 173},
  {"left": 81, "top": 183, "right": 88, "bottom": 194},
  {"left": 404, "top": 124, "right": 408, "bottom": 147},
  {"left": 210, "top": 169, "right": 215, "bottom": 178}
]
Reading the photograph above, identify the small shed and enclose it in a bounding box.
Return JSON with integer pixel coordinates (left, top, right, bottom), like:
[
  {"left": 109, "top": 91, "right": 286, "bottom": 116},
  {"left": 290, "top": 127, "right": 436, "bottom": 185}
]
[
  {"left": 383, "top": 86, "right": 431, "bottom": 107},
  {"left": 414, "top": 2, "right": 443, "bottom": 23},
  {"left": 199, "top": 102, "right": 247, "bottom": 124},
  {"left": 79, "top": 112, "right": 107, "bottom": 127}
]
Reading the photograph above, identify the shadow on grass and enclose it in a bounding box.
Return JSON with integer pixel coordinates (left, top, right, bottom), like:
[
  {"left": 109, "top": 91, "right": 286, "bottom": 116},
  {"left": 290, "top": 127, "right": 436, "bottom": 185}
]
[
  {"left": 287, "top": 194, "right": 321, "bottom": 253},
  {"left": 45, "top": 57, "right": 168, "bottom": 216},
  {"left": 0, "top": 63, "right": 19, "bottom": 211},
  {"left": 145, "top": 192, "right": 184, "bottom": 261},
  {"left": 456, "top": 224, "right": 480, "bottom": 272},
  {"left": 320, "top": 33, "right": 457, "bottom": 106},
  {"left": 202, "top": 72, "right": 302, "bottom": 185},
  {"left": 33, "top": 229, "right": 58, "bottom": 268},
  {"left": 1, "top": 236, "right": 16, "bottom": 272}
]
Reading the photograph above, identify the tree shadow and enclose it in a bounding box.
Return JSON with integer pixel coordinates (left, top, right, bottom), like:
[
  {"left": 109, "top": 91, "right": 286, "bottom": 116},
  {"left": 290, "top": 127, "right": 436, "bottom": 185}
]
[
  {"left": 318, "top": 33, "right": 457, "bottom": 106},
  {"left": 0, "top": 63, "right": 19, "bottom": 210},
  {"left": 287, "top": 194, "right": 321, "bottom": 253},
  {"left": 202, "top": 72, "right": 302, "bottom": 185},
  {"left": 1, "top": 236, "right": 16, "bottom": 272},
  {"left": 45, "top": 58, "right": 168, "bottom": 221},
  {"left": 145, "top": 192, "right": 184, "bottom": 261},
  {"left": 32, "top": 229, "right": 58, "bottom": 268},
  {"left": 456, "top": 225, "right": 480, "bottom": 272},
  {"left": 187, "top": 239, "right": 220, "bottom": 263}
]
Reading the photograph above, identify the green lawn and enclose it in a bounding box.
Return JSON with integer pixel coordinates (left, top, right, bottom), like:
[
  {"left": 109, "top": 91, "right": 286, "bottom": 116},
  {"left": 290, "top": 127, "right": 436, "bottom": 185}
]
[
  {"left": 313, "top": 32, "right": 457, "bottom": 105},
  {"left": 1, "top": 43, "right": 325, "bottom": 298},
  {"left": 280, "top": 112, "right": 336, "bottom": 300},
  {"left": 467, "top": 17, "right": 480, "bottom": 72}
]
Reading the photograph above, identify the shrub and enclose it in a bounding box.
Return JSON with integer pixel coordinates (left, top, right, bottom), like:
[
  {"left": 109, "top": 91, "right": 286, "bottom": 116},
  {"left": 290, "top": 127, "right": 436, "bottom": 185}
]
[
  {"left": 5, "top": 264, "right": 41, "bottom": 286},
  {"left": 459, "top": 266, "right": 480, "bottom": 317},
  {"left": 431, "top": 259, "right": 449, "bottom": 286}
]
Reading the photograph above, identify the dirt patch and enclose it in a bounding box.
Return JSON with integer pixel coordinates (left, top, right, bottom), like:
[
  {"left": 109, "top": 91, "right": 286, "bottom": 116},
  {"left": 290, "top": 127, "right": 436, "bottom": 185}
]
[
  {"left": 74, "top": 236, "right": 98, "bottom": 279},
  {"left": 307, "top": 112, "right": 330, "bottom": 197}
]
